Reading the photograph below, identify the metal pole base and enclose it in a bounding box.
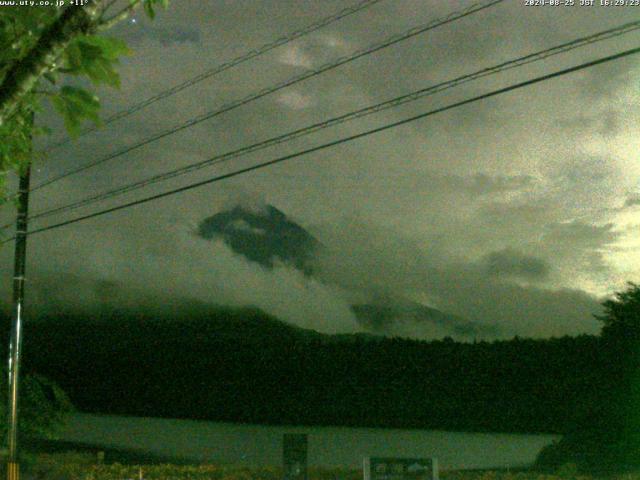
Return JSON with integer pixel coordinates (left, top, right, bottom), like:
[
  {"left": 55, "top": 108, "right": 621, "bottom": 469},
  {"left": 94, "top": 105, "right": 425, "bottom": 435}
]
[{"left": 6, "top": 461, "right": 18, "bottom": 480}]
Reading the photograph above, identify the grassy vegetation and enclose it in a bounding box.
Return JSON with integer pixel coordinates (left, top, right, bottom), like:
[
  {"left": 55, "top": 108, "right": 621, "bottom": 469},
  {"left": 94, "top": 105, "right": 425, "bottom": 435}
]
[{"left": 6, "top": 452, "right": 637, "bottom": 480}]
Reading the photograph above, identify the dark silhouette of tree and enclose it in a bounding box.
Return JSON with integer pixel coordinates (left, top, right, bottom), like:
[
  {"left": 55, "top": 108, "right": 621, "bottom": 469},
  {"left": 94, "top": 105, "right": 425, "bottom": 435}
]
[
  {"left": 597, "top": 282, "right": 640, "bottom": 343},
  {"left": 537, "top": 282, "right": 640, "bottom": 473}
]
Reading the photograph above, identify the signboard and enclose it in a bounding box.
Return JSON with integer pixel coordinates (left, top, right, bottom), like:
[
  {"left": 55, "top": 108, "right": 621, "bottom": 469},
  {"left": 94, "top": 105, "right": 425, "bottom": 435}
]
[
  {"left": 364, "top": 457, "right": 438, "bottom": 480},
  {"left": 283, "top": 434, "right": 308, "bottom": 480}
]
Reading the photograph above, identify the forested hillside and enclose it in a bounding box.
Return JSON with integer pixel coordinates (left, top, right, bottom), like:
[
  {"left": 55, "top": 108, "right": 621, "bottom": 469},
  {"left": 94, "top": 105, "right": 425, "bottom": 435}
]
[{"left": 0, "top": 305, "right": 614, "bottom": 435}]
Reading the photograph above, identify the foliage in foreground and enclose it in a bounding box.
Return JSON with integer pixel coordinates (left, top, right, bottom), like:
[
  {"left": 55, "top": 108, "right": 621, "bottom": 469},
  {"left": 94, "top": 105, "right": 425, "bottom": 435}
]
[
  {"left": 535, "top": 283, "right": 640, "bottom": 473},
  {"left": 0, "top": 0, "right": 168, "bottom": 198},
  {"left": 0, "top": 368, "right": 72, "bottom": 439},
  {"left": 16, "top": 453, "right": 640, "bottom": 480}
]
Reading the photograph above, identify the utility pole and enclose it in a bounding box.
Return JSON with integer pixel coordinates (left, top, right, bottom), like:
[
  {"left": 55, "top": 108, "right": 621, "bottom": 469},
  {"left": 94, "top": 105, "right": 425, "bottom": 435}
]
[{"left": 6, "top": 114, "right": 32, "bottom": 480}]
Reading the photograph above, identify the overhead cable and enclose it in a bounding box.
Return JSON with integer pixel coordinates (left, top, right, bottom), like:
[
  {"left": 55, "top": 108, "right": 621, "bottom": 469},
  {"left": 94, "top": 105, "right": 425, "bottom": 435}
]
[
  {"left": 18, "top": 19, "right": 640, "bottom": 226},
  {"left": 31, "top": 0, "right": 505, "bottom": 192},
  {"left": 7, "top": 45, "right": 639, "bottom": 242}
]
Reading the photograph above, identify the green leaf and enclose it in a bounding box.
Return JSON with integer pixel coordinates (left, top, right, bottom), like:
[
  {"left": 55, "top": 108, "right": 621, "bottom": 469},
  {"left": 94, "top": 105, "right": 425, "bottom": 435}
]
[
  {"left": 79, "top": 35, "right": 130, "bottom": 60},
  {"left": 51, "top": 86, "right": 101, "bottom": 136},
  {"left": 145, "top": 0, "right": 170, "bottom": 14},
  {"left": 1, "top": 7, "right": 50, "bottom": 35},
  {"left": 43, "top": 71, "right": 57, "bottom": 85},
  {"left": 80, "top": 45, "right": 120, "bottom": 87},
  {"left": 0, "top": 106, "right": 33, "bottom": 177},
  {"left": 63, "top": 41, "right": 83, "bottom": 73},
  {"left": 141, "top": 0, "right": 170, "bottom": 17},
  {"left": 63, "top": 36, "right": 131, "bottom": 87},
  {"left": 144, "top": 0, "right": 156, "bottom": 19}
]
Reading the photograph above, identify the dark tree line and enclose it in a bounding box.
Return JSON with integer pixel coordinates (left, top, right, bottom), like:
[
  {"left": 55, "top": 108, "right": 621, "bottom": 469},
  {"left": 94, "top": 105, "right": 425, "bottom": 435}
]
[
  {"left": 1, "top": 283, "right": 638, "bottom": 471},
  {"left": 0, "top": 307, "right": 613, "bottom": 434}
]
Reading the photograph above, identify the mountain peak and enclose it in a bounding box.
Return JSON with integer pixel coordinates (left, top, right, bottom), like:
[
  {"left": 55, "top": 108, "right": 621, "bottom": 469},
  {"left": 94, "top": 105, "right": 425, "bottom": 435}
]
[{"left": 197, "top": 203, "right": 319, "bottom": 274}]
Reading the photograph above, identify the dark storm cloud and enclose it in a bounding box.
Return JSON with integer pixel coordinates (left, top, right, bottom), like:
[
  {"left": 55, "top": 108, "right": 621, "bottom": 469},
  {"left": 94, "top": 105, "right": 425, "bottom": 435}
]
[
  {"left": 313, "top": 219, "right": 603, "bottom": 339},
  {"left": 576, "top": 53, "right": 639, "bottom": 102},
  {"left": 432, "top": 273, "right": 603, "bottom": 338},
  {"left": 379, "top": 172, "right": 534, "bottom": 201},
  {"left": 2, "top": 0, "right": 637, "bottom": 341},
  {"left": 555, "top": 155, "right": 616, "bottom": 187},
  {"left": 482, "top": 248, "right": 550, "bottom": 280},
  {"left": 119, "top": 21, "right": 201, "bottom": 46},
  {"left": 147, "top": 26, "right": 201, "bottom": 46},
  {"left": 538, "top": 221, "right": 620, "bottom": 281},
  {"left": 559, "top": 108, "right": 622, "bottom": 138},
  {"left": 542, "top": 221, "right": 618, "bottom": 251},
  {"left": 0, "top": 271, "right": 157, "bottom": 316},
  {"left": 465, "top": 174, "right": 535, "bottom": 196},
  {"left": 624, "top": 194, "right": 640, "bottom": 208},
  {"left": 543, "top": 154, "right": 624, "bottom": 210}
]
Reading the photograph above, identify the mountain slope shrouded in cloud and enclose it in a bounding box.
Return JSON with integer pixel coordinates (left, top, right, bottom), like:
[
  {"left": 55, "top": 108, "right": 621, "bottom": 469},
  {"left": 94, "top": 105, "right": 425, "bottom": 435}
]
[
  {"left": 352, "top": 299, "right": 499, "bottom": 339},
  {"left": 195, "top": 202, "right": 496, "bottom": 340},
  {"left": 0, "top": 197, "right": 600, "bottom": 340},
  {"left": 2, "top": 0, "right": 634, "bottom": 375},
  {"left": 197, "top": 204, "right": 320, "bottom": 275}
]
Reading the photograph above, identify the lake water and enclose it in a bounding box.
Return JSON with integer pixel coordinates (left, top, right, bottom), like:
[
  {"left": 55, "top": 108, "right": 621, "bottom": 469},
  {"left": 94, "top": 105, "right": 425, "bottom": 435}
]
[{"left": 58, "top": 413, "right": 559, "bottom": 471}]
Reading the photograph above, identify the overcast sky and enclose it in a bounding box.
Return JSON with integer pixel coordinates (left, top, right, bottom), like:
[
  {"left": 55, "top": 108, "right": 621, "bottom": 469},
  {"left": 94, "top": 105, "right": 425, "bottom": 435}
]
[{"left": 1, "top": 0, "right": 639, "bottom": 340}]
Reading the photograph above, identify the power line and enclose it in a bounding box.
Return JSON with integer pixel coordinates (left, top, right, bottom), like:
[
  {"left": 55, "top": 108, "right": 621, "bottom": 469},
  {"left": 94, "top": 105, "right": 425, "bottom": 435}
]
[
  {"left": 34, "top": 0, "right": 503, "bottom": 191},
  {"left": 17, "top": 19, "right": 640, "bottom": 226},
  {"left": 30, "top": 0, "right": 505, "bottom": 193},
  {"left": 43, "top": 0, "right": 387, "bottom": 151},
  {"left": 6, "top": 45, "right": 639, "bottom": 243}
]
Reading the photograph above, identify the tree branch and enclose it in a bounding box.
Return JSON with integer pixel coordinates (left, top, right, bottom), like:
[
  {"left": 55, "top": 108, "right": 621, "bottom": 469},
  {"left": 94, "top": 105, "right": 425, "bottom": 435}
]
[
  {"left": 99, "top": 0, "right": 121, "bottom": 17},
  {"left": 32, "top": 89, "right": 56, "bottom": 96},
  {"left": 0, "top": 1, "right": 105, "bottom": 127},
  {"left": 98, "top": 0, "right": 143, "bottom": 31}
]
